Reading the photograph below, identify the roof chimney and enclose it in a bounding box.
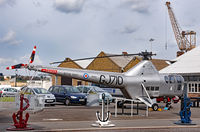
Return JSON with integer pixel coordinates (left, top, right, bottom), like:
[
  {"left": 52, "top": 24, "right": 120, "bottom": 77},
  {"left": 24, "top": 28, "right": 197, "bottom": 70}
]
[{"left": 122, "top": 52, "right": 128, "bottom": 55}]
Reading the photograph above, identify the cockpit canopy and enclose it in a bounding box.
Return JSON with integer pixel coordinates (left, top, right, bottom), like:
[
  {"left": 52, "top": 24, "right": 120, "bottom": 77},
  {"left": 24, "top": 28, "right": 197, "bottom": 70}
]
[{"left": 164, "top": 75, "right": 184, "bottom": 84}]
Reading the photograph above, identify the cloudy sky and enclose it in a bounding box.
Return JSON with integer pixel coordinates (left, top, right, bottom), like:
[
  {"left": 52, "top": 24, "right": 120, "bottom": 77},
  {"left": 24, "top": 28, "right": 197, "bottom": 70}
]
[{"left": 0, "top": 0, "right": 199, "bottom": 75}]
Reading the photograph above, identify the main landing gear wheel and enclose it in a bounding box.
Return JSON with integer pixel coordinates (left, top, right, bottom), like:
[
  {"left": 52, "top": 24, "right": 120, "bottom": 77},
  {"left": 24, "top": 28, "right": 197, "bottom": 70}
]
[
  {"left": 65, "top": 99, "right": 70, "bottom": 106},
  {"left": 152, "top": 103, "right": 159, "bottom": 111}
]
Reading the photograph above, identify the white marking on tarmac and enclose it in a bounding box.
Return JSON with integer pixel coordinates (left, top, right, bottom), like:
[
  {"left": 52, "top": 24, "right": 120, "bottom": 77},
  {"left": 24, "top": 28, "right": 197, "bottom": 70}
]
[{"left": 43, "top": 119, "right": 63, "bottom": 121}]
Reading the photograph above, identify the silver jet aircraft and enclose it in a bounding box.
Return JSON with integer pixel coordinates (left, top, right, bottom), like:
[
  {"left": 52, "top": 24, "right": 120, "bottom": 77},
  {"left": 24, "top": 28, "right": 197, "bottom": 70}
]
[{"left": 7, "top": 46, "right": 184, "bottom": 111}]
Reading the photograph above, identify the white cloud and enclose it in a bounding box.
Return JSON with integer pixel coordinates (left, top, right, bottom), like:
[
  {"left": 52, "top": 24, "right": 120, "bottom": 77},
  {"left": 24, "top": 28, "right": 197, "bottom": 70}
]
[
  {"left": 120, "top": 0, "right": 150, "bottom": 14},
  {"left": 0, "top": 30, "right": 22, "bottom": 45},
  {"left": 121, "top": 25, "right": 140, "bottom": 34},
  {"left": 54, "top": 0, "right": 86, "bottom": 14},
  {"left": 0, "top": 0, "right": 15, "bottom": 7},
  {"left": 26, "top": 19, "right": 48, "bottom": 28},
  {"left": 33, "top": 0, "right": 41, "bottom": 7},
  {"left": 0, "top": 58, "right": 17, "bottom": 65}
]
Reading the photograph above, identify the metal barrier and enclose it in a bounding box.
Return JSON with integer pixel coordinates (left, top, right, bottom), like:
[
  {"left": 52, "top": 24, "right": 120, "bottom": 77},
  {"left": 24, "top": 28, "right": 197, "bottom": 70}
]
[
  {"left": 113, "top": 97, "right": 148, "bottom": 117},
  {"left": 87, "top": 94, "right": 99, "bottom": 106},
  {"left": 0, "top": 94, "right": 16, "bottom": 111},
  {"left": 190, "top": 97, "right": 200, "bottom": 107},
  {"left": 0, "top": 93, "right": 45, "bottom": 113}
]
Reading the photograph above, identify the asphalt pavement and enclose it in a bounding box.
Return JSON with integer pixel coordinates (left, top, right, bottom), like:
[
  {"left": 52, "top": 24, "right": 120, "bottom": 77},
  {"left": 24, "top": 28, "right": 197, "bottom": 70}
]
[{"left": 0, "top": 102, "right": 200, "bottom": 132}]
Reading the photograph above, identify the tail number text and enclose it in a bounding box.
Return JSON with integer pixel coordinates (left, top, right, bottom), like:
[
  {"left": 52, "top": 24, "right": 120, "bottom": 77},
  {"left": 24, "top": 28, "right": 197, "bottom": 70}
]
[{"left": 99, "top": 75, "right": 123, "bottom": 85}]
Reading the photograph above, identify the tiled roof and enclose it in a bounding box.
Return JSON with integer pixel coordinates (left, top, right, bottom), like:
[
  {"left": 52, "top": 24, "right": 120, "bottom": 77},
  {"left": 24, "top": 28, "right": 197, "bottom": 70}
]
[{"left": 104, "top": 53, "right": 136, "bottom": 68}]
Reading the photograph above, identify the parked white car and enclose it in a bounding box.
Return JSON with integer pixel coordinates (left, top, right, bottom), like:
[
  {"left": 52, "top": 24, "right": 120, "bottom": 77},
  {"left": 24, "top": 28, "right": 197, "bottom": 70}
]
[
  {"left": 21, "top": 87, "right": 56, "bottom": 106},
  {"left": 0, "top": 87, "right": 19, "bottom": 97}
]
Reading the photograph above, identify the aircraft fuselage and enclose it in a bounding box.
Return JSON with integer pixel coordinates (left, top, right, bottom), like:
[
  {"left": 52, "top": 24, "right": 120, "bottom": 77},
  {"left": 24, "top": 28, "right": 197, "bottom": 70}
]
[{"left": 28, "top": 60, "right": 184, "bottom": 100}]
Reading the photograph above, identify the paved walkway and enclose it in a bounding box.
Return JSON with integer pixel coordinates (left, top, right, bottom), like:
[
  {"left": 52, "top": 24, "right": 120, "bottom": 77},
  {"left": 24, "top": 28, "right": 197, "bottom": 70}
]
[{"left": 2, "top": 118, "right": 200, "bottom": 132}]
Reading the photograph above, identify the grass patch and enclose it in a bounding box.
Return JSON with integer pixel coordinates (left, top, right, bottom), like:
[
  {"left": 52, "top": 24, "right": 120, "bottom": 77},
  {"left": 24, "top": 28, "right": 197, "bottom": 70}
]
[{"left": 0, "top": 97, "right": 15, "bottom": 102}]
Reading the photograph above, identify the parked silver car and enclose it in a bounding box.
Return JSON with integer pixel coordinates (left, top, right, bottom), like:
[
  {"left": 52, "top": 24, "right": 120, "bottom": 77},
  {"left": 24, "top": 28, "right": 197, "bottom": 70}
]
[
  {"left": 76, "top": 85, "right": 112, "bottom": 104},
  {"left": 21, "top": 87, "right": 56, "bottom": 105}
]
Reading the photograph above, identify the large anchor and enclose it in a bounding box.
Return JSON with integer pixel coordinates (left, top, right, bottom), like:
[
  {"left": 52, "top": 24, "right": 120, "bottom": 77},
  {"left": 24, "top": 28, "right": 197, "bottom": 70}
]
[
  {"left": 92, "top": 93, "right": 115, "bottom": 127},
  {"left": 174, "top": 84, "right": 195, "bottom": 125},
  {"left": 7, "top": 94, "right": 34, "bottom": 131}
]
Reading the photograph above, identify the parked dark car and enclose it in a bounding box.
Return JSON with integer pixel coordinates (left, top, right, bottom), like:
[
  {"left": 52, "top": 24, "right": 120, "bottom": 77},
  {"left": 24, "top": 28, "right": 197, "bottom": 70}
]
[{"left": 48, "top": 85, "right": 87, "bottom": 105}]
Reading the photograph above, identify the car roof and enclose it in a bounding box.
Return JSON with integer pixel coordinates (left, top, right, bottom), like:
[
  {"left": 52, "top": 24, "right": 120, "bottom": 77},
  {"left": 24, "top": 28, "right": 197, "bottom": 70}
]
[
  {"left": 76, "top": 85, "right": 99, "bottom": 88},
  {"left": 23, "top": 87, "right": 44, "bottom": 89}
]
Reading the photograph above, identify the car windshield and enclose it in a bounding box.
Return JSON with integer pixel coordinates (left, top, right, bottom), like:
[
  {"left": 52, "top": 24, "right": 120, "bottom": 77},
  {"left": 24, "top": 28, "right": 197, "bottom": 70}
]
[
  {"left": 33, "top": 88, "right": 51, "bottom": 94},
  {"left": 10, "top": 88, "right": 18, "bottom": 92},
  {"left": 64, "top": 86, "right": 80, "bottom": 93}
]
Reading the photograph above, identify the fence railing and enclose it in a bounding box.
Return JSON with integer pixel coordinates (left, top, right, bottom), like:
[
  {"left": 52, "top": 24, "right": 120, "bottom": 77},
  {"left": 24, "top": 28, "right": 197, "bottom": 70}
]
[{"left": 0, "top": 93, "right": 45, "bottom": 113}]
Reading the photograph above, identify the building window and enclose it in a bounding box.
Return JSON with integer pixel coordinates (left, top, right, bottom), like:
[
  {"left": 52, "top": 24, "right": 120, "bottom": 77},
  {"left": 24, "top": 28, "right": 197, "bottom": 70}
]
[
  {"left": 77, "top": 81, "right": 82, "bottom": 86},
  {"left": 183, "top": 76, "right": 189, "bottom": 82},
  {"left": 192, "top": 88, "right": 194, "bottom": 92},
  {"left": 188, "top": 82, "right": 200, "bottom": 93},
  {"left": 195, "top": 87, "right": 198, "bottom": 92},
  {"left": 189, "top": 76, "right": 198, "bottom": 81},
  {"left": 189, "top": 87, "right": 191, "bottom": 92}
]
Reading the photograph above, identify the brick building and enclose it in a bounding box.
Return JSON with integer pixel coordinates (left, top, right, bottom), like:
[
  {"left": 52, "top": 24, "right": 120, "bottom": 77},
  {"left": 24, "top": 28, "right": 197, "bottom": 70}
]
[{"left": 52, "top": 58, "right": 90, "bottom": 86}]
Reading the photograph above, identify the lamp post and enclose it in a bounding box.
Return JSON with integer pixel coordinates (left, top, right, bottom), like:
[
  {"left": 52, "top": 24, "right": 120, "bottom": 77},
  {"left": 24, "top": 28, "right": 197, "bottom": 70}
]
[
  {"left": 15, "top": 69, "right": 18, "bottom": 87},
  {"left": 149, "top": 38, "right": 155, "bottom": 52}
]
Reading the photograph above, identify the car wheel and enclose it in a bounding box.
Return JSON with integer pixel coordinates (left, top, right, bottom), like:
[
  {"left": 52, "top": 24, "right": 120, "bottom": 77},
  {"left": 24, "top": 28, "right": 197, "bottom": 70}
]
[
  {"left": 152, "top": 103, "right": 159, "bottom": 111},
  {"left": 82, "top": 101, "right": 87, "bottom": 105},
  {"left": 65, "top": 99, "right": 70, "bottom": 106}
]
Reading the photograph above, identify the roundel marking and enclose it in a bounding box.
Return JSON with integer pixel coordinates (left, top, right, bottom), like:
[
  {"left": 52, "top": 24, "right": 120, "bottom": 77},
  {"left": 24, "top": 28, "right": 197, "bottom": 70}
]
[{"left": 83, "top": 73, "right": 89, "bottom": 79}]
